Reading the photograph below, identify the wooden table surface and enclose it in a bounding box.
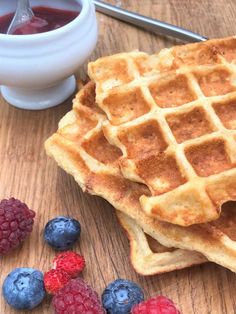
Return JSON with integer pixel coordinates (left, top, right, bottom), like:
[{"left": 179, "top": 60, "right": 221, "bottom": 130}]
[{"left": 1, "top": 1, "right": 236, "bottom": 313}]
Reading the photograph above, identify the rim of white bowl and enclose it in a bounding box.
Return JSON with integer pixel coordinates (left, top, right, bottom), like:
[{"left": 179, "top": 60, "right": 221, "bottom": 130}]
[{"left": 0, "top": 0, "right": 92, "bottom": 41}]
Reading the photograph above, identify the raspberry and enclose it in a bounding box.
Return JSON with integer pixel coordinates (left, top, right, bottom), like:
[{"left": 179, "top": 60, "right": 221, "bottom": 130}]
[
  {"left": 52, "top": 278, "right": 105, "bottom": 314},
  {"left": 44, "top": 269, "right": 70, "bottom": 295},
  {"left": 0, "top": 198, "right": 35, "bottom": 255},
  {"left": 131, "top": 296, "right": 181, "bottom": 314},
  {"left": 53, "top": 251, "right": 85, "bottom": 278}
]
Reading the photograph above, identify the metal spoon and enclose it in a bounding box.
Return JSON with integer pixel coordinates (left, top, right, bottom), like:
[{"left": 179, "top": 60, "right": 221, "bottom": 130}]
[
  {"left": 93, "top": 0, "right": 208, "bottom": 42},
  {"left": 7, "top": 0, "right": 34, "bottom": 35}
]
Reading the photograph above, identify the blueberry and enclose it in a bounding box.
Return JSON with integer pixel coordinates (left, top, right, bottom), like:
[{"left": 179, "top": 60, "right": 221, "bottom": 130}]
[
  {"left": 2, "top": 268, "right": 45, "bottom": 310},
  {"left": 44, "top": 216, "right": 81, "bottom": 250},
  {"left": 102, "top": 279, "right": 144, "bottom": 314}
]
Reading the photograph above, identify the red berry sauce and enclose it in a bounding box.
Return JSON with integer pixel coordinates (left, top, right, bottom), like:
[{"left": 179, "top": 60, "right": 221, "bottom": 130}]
[{"left": 0, "top": 6, "right": 80, "bottom": 35}]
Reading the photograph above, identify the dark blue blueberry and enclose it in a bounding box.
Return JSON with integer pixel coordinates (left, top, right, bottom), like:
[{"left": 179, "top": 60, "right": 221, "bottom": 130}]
[
  {"left": 44, "top": 216, "right": 81, "bottom": 250},
  {"left": 102, "top": 279, "right": 144, "bottom": 314},
  {"left": 2, "top": 268, "right": 45, "bottom": 310}
]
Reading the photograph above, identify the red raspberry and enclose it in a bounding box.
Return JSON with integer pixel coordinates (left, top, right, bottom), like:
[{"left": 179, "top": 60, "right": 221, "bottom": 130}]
[
  {"left": 44, "top": 269, "right": 70, "bottom": 295},
  {"left": 131, "top": 296, "right": 181, "bottom": 314},
  {"left": 52, "top": 278, "right": 105, "bottom": 314},
  {"left": 0, "top": 198, "right": 35, "bottom": 255},
  {"left": 53, "top": 251, "right": 85, "bottom": 278}
]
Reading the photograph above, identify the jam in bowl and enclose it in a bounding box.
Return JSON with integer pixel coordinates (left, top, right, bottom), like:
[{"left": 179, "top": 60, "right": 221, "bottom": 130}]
[
  {"left": 0, "top": 6, "right": 80, "bottom": 35},
  {"left": 0, "top": 0, "right": 97, "bottom": 110}
]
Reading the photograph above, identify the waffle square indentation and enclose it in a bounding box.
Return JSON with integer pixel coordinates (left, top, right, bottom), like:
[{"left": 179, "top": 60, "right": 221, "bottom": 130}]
[
  {"left": 195, "top": 69, "right": 236, "bottom": 97},
  {"left": 173, "top": 44, "right": 220, "bottom": 67},
  {"left": 132, "top": 54, "right": 151, "bottom": 75},
  {"left": 213, "top": 99, "right": 236, "bottom": 129},
  {"left": 91, "top": 58, "right": 134, "bottom": 90},
  {"left": 103, "top": 87, "right": 151, "bottom": 125},
  {"left": 118, "top": 120, "right": 168, "bottom": 159},
  {"left": 209, "top": 203, "right": 236, "bottom": 241},
  {"left": 166, "top": 107, "right": 215, "bottom": 143},
  {"left": 149, "top": 74, "right": 197, "bottom": 108},
  {"left": 217, "top": 38, "right": 236, "bottom": 63},
  {"left": 185, "top": 139, "right": 232, "bottom": 177},
  {"left": 82, "top": 131, "right": 122, "bottom": 164},
  {"left": 136, "top": 154, "right": 186, "bottom": 194}
]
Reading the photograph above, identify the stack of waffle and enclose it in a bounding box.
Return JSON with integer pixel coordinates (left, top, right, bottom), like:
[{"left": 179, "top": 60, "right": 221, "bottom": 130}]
[{"left": 45, "top": 36, "right": 236, "bottom": 276}]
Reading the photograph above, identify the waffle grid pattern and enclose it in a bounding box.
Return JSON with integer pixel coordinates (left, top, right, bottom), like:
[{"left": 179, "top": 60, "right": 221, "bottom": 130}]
[
  {"left": 45, "top": 80, "right": 236, "bottom": 274},
  {"left": 46, "top": 82, "right": 205, "bottom": 274},
  {"left": 88, "top": 37, "right": 236, "bottom": 226}
]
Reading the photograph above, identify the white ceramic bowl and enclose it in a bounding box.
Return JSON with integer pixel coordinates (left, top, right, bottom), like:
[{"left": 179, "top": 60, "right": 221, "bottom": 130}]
[{"left": 0, "top": 0, "right": 98, "bottom": 110}]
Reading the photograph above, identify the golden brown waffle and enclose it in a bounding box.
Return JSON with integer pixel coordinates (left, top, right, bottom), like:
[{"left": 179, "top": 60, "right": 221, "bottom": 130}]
[
  {"left": 88, "top": 36, "right": 236, "bottom": 226},
  {"left": 45, "top": 82, "right": 205, "bottom": 274},
  {"left": 45, "top": 82, "right": 236, "bottom": 274},
  {"left": 116, "top": 211, "right": 206, "bottom": 276}
]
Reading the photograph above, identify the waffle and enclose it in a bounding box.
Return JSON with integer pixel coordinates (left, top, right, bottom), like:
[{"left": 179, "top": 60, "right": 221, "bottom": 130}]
[
  {"left": 116, "top": 211, "right": 206, "bottom": 275},
  {"left": 88, "top": 36, "right": 236, "bottom": 226},
  {"left": 45, "top": 82, "right": 236, "bottom": 274}
]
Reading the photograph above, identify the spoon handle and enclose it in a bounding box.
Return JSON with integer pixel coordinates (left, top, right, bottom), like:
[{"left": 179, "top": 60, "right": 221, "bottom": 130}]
[
  {"left": 7, "top": 0, "right": 34, "bottom": 34},
  {"left": 16, "top": 0, "right": 34, "bottom": 22},
  {"left": 93, "top": 0, "right": 208, "bottom": 42}
]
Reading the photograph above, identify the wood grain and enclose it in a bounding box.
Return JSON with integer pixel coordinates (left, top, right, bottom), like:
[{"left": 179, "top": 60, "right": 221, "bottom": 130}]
[{"left": 1, "top": 1, "right": 236, "bottom": 313}]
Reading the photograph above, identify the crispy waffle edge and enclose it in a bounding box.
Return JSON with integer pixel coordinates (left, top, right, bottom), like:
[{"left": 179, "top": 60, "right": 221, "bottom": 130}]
[
  {"left": 45, "top": 82, "right": 236, "bottom": 274},
  {"left": 88, "top": 36, "right": 236, "bottom": 226}
]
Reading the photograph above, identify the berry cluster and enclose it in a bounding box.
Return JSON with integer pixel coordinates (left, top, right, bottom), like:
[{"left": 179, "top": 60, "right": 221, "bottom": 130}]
[{"left": 0, "top": 198, "right": 181, "bottom": 313}]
